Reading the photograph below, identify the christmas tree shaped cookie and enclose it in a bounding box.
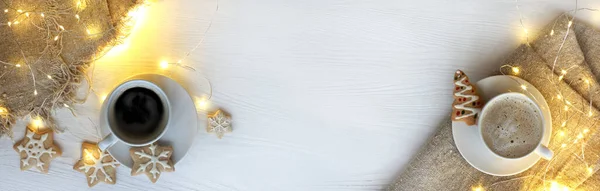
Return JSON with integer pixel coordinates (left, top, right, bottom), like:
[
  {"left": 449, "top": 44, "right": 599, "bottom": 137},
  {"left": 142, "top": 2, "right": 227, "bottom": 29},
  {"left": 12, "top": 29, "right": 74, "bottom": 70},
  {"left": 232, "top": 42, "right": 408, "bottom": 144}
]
[{"left": 452, "top": 70, "right": 483, "bottom": 125}]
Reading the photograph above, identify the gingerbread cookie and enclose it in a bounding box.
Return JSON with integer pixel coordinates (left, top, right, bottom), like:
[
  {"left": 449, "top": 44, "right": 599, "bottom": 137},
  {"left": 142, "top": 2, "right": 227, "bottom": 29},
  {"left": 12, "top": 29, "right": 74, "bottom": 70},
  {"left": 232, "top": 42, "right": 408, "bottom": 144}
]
[
  {"left": 130, "top": 143, "right": 174, "bottom": 183},
  {"left": 13, "top": 126, "right": 61, "bottom": 173},
  {"left": 207, "top": 110, "right": 232, "bottom": 139},
  {"left": 73, "top": 142, "right": 119, "bottom": 187},
  {"left": 452, "top": 70, "right": 483, "bottom": 125}
]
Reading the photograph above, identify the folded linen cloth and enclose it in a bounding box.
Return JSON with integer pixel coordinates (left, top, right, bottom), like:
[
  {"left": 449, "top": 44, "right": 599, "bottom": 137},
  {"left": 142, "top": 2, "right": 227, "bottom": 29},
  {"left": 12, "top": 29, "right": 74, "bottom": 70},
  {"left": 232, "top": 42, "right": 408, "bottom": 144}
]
[{"left": 388, "top": 17, "right": 600, "bottom": 191}]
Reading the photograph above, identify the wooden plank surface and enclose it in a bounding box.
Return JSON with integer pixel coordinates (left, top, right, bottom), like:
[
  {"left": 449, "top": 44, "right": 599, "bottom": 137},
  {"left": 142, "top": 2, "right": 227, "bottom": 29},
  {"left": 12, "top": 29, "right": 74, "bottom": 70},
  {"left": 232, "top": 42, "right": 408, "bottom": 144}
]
[{"left": 1, "top": 0, "right": 600, "bottom": 190}]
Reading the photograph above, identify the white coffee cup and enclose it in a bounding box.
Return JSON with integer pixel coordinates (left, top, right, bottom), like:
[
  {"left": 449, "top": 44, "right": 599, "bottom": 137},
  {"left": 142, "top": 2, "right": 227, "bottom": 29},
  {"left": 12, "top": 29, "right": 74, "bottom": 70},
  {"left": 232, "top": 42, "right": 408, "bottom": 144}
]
[
  {"left": 477, "top": 92, "right": 553, "bottom": 160},
  {"left": 98, "top": 79, "right": 171, "bottom": 151}
]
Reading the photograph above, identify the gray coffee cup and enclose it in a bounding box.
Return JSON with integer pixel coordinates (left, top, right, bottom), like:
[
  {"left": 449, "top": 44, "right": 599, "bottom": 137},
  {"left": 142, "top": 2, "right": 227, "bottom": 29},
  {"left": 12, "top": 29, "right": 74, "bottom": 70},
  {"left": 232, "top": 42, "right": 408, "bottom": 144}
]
[{"left": 98, "top": 79, "right": 171, "bottom": 151}]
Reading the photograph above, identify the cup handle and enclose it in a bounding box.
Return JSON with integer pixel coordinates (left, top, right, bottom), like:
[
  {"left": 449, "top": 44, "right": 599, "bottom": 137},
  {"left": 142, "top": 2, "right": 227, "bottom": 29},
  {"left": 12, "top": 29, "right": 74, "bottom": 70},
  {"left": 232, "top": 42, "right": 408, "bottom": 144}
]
[
  {"left": 98, "top": 133, "right": 118, "bottom": 151},
  {"left": 535, "top": 144, "right": 553, "bottom": 160}
]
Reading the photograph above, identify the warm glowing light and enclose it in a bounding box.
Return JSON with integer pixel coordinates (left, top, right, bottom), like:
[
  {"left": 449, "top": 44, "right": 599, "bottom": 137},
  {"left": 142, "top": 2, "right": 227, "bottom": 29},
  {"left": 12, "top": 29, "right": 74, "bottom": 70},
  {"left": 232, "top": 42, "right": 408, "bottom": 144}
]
[
  {"left": 559, "top": 130, "right": 565, "bottom": 136},
  {"left": 86, "top": 28, "right": 91, "bottom": 35},
  {"left": 512, "top": 67, "right": 520, "bottom": 74},
  {"left": 584, "top": 129, "right": 590, "bottom": 134},
  {"left": 550, "top": 30, "right": 555, "bottom": 36},
  {"left": 160, "top": 61, "right": 169, "bottom": 69},
  {"left": 83, "top": 149, "right": 96, "bottom": 164},
  {"left": 47, "top": 75, "right": 52, "bottom": 79},
  {"left": 0, "top": 107, "right": 7, "bottom": 114},
  {"left": 63, "top": 104, "right": 70, "bottom": 108},
  {"left": 588, "top": 167, "right": 594, "bottom": 175},
  {"left": 549, "top": 181, "right": 571, "bottom": 191},
  {"left": 577, "top": 133, "right": 583, "bottom": 139},
  {"left": 40, "top": 13, "right": 44, "bottom": 18},
  {"left": 196, "top": 97, "right": 209, "bottom": 110},
  {"left": 25, "top": 12, "right": 29, "bottom": 17},
  {"left": 17, "top": 9, "right": 22, "bottom": 13},
  {"left": 520, "top": 85, "right": 527, "bottom": 90},
  {"left": 15, "top": 64, "right": 21, "bottom": 67},
  {"left": 3, "top": 9, "right": 7, "bottom": 13},
  {"left": 59, "top": 25, "right": 65, "bottom": 31},
  {"left": 565, "top": 100, "right": 571, "bottom": 105},
  {"left": 100, "top": 94, "right": 107, "bottom": 102},
  {"left": 558, "top": 75, "right": 564, "bottom": 81},
  {"left": 471, "top": 186, "right": 484, "bottom": 191},
  {"left": 589, "top": 111, "right": 593, "bottom": 117},
  {"left": 523, "top": 28, "right": 528, "bottom": 34},
  {"left": 30, "top": 117, "right": 44, "bottom": 129},
  {"left": 7, "top": 22, "right": 10, "bottom": 27},
  {"left": 585, "top": 79, "right": 590, "bottom": 84},
  {"left": 33, "top": 89, "right": 38, "bottom": 96},
  {"left": 53, "top": 36, "right": 59, "bottom": 41},
  {"left": 561, "top": 70, "right": 567, "bottom": 75},
  {"left": 75, "top": 14, "right": 80, "bottom": 20},
  {"left": 568, "top": 21, "right": 573, "bottom": 27},
  {"left": 564, "top": 106, "right": 569, "bottom": 111},
  {"left": 561, "top": 143, "right": 567, "bottom": 148},
  {"left": 13, "top": 21, "right": 19, "bottom": 25},
  {"left": 557, "top": 94, "right": 562, "bottom": 100}
]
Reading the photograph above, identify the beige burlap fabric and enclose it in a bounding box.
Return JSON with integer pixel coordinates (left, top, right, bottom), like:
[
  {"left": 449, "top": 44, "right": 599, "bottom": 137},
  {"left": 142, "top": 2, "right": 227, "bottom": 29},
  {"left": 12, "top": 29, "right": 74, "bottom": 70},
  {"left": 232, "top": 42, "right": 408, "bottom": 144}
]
[
  {"left": 0, "top": 0, "right": 145, "bottom": 137},
  {"left": 388, "top": 17, "right": 600, "bottom": 190}
]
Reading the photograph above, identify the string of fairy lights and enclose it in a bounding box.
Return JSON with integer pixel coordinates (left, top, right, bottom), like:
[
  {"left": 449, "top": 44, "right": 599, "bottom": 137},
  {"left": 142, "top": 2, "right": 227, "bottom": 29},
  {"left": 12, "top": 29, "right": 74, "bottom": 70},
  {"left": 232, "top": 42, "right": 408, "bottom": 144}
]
[{"left": 472, "top": 1, "right": 600, "bottom": 190}]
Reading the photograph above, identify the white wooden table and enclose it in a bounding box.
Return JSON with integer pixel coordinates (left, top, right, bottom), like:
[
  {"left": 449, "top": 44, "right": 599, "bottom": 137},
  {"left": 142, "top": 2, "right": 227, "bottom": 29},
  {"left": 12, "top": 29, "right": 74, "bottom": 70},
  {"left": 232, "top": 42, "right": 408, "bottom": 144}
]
[{"left": 1, "top": 0, "right": 599, "bottom": 190}]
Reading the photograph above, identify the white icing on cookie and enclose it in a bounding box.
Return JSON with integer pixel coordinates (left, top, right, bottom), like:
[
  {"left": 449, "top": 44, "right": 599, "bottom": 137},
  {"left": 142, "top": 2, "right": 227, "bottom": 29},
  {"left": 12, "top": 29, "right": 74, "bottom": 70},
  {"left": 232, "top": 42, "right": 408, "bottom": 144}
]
[{"left": 454, "top": 76, "right": 479, "bottom": 119}]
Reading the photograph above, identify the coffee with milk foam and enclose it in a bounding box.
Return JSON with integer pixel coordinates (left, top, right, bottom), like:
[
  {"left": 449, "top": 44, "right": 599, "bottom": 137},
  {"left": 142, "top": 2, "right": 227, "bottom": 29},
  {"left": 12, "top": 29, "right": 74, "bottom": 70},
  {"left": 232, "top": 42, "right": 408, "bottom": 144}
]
[{"left": 480, "top": 95, "right": 543, "bottom": 158}]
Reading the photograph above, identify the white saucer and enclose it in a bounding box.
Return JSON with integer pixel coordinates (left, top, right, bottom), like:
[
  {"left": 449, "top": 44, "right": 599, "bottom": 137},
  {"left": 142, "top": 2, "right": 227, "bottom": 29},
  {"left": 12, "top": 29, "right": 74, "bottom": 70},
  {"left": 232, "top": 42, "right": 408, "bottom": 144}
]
[
  {"left": 99, "top": 74, "right": 200, "bottom": 169},
  {"left": 452, "top": 75, "right": 552, "bottom": 176}
]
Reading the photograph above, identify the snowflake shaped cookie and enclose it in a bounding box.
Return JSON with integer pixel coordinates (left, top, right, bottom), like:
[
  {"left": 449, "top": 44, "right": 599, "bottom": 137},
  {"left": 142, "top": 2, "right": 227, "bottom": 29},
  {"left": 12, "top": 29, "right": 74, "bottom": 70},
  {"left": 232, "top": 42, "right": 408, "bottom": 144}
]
[
  {"left": 130, "top": 143, "right": 174, "bottom": 183},
  {"left": 13, "top": 127, "right": 61, "bottom": 173},
  {"left": 207, "top": 110, "right": 232, "bottom": 138},
  {"left": 73, "top": 142, "right": 119, "bottom": 187}
]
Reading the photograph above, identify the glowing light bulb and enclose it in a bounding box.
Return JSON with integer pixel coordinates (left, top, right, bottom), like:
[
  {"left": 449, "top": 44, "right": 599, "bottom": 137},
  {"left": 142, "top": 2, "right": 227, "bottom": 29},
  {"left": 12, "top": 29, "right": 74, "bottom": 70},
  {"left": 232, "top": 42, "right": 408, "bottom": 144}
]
[
  {"left": 512, "top": 67, "right": 519, "bottom": 74},
  {"left": 549, "top": 181, "right": 571, "bottom": 191},
  {"left": 561, "top": 143, "right": 567, "bottom": 148},
  {"left": 584, "top": 129, "right": 590, "bottom": 134},
  {"left": 520, "top": 85, "right": 527, "bottom": 90},
  {"left": 17, "top": 9, "right": 22, "bottom": 13},
  {"left": 47, "top": 75, "right": 52, "bottom": 79},
  {"left": 588, "top": 167, "right": 594, "bottom": 174},
  {"left": 3, "top": 9, "right": 7, "bottom": 13},
  {"left": 557, "top": 94, "right": 562, "bottom": 100},
  {"left": 75, "top": 14, "right": 80, "bottom": 20},
  {"left": 550, "top": 30, "right": 555, "bottom": 36},
  {"left": 25, "top": 12, "right": 29, "bottom": 17},
  {"left": 196, "top": 97, "right": 209, "bottom": 110},
  {"left": 100, "top": 94, "right": 107, "bottom": 102},
  {"left": 561, "top": 70, "right": 567, "bottom": 75},
  {"left": 577, "top": 133, "right": 583, "bottom": 139},
  {"left": 15, "top": 64, "right": 21, "bottom": 67},
  {"left": 565, "top": 100, "right": 571, "bottom": 105},
  {"left": 589, "top": 111, "right": 593, "bottom": 117},
  {"left": 160, "top": 61, "right": 169, "bottom": 69},
  {"left": 59, "top": 25, "right": 65, "bottom": 31},
  {"left": 86, "top": 29, "right": 91, "bottom": 35},
  {"left": 524, "top": 28, "right": 528, "bottom": 34},
  {"left": 7, "top": 22, "right": 11, "bottom": 27},
  {"left": 568, "top": 21, "right": 573, "bottom": 27},
  {"left": 564, "top": 106, "right": 569, "bottom": 111},
  {"left": 13, "top": 21, "right": 19, "bottom": 25},
  {"left": 40, "top": 13, "right": 44, "bottom": 18},
  {"left": 0, "top": 107, "right": 7, "bottom": 114},
  {"left": 471, "top": 186, "right": 484, "bottom": 191},
  {"left": 53, "top": 36, "right": 59, "bottom": 41},
  {"left": 558, "top": 75, "right": 564, "bottom": 81},
  {"left": 63, "top": 104, "right": 70, "bottom": 108},
  {"left": 33, "top": 89, "right": 38, "bottom": 96},
  {"left": 31, "top": 117, "right": 43, "bottom": 129},
  {"left": 83, "top": 149, "right": 96, "bottom": 164},
  {"left": 559, "top": 130, "right": 565, "bottom": 136}
]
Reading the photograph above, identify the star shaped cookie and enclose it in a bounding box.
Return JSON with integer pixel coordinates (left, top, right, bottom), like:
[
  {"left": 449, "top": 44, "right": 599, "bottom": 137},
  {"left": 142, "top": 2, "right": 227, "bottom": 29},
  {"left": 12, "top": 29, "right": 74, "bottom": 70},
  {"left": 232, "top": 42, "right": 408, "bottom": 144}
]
[
  {"left": 207, "top": 110, "right": 232, "bottom": 138},
  {"left": 73, "top": 142, "right": 120, "bottom": 187},
  {"left": 130, "top": 143, "right": 174, "bottom": 183},
  {"left": 13, "top": 127, "right": 61, "bottom": 173}
]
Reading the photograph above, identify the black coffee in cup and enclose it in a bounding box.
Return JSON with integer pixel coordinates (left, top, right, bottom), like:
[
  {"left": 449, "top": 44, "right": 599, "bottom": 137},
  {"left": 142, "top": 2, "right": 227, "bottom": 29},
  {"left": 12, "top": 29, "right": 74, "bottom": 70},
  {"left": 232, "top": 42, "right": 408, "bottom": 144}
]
[{"left": 113, "top": 87, "right": 165, "bottom": 139}]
